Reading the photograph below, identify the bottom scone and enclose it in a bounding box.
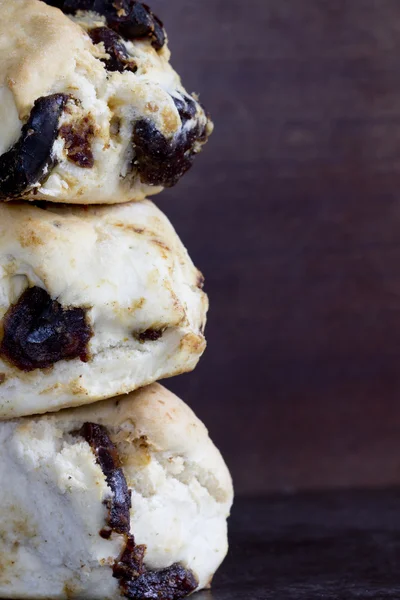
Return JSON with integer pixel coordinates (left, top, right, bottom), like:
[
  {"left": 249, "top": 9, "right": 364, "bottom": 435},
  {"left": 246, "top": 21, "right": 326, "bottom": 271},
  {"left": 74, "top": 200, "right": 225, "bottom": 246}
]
[{"left": 0, "top": 383, "right": 233, "bottom": 599}]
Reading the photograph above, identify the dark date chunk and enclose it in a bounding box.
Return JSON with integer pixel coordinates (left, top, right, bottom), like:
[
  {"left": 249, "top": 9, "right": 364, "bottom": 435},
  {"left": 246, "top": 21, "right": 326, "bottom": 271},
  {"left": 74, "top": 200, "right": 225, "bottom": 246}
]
[
  {"left": 0, "top": 94, "right": 68, "bottom": 198},
  {"left": 137, "top": 329, "right": 164, "bottom": 343},
  {"left": 108, "top": 2, "right": 165, "bottom": 51},
  {"left": 60, "top": 116, "right": 95, "bottom": 168},
  {"left": 89, "top": 27, "right": 137, "bottom": 73},
  {"left": 114, "top": 535, "right": 146, "bottom": 579},
  {"left": 133, "top": 117, "right": 208, "bottom": 188},
  {"left": 79, "top": 421, "right": 198, "bottom": 600},
  {"left": 0, "top": 286, "right": 91, "bottom": 372},
  {"left": 79, "top": 422, "right": 132, "bottom": 535},
  {"left": 123, "top": 564, "right": 198, "bottom": 600},
  {"left": 115, "top": 536, "right": 198, "bottom": 600},
  {"left": 45, "top": 1, "right": 166, "bottom": 50},
  {"left": 172, "top": 96, "right": 197, "bottom": 126}
]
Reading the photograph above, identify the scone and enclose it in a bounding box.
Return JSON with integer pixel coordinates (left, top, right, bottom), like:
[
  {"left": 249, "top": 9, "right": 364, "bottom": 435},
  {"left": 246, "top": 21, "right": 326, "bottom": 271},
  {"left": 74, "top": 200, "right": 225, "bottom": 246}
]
[
  {"left": 0, "top": 383, "right": 233, "bottom": 599},
  {"left": 0, "top": 0, "right": 212, "bottom": 203},
  {"left": 0, "top": 201, "right": 207, "bottom": 418}
]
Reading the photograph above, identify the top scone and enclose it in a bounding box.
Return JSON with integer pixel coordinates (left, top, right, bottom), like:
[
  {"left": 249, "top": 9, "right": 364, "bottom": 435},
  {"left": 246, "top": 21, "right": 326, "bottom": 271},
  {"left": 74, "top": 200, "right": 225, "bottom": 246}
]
[{"left": 0, "top": 0, "right": 212, "bottom": 204}]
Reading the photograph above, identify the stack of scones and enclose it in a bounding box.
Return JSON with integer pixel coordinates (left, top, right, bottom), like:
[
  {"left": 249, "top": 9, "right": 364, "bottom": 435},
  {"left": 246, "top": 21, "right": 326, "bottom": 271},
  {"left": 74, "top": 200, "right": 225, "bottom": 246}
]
[{"left": 0, "top": 1, "right": 233, "bottom": 598}]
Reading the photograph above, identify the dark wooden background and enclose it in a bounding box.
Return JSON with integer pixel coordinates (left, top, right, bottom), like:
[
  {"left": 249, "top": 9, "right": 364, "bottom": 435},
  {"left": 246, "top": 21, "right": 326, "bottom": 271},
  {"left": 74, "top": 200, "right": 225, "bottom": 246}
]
[{"left": 150, "top": 0, "right": 400, "bottom": 495}]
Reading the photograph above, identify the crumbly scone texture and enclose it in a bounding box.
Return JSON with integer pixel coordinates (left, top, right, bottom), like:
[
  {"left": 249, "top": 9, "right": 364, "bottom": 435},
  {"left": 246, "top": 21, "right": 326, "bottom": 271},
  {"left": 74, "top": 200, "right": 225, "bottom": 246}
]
[
  {"left": 0, "top": 200, "right": 208, "bottom": 418},
  {"left": 0, "top": 383, "right": 233, "bottom": 599},
  {"left": 0, "top": 0, "right": 212, "bottom": 203}
]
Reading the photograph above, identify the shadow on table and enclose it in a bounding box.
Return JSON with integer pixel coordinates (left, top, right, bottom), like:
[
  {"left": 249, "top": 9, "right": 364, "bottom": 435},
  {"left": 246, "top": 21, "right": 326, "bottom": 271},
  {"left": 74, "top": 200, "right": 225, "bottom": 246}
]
[{"left": 197, "top": 492, "right": 400, "bottom": 599}]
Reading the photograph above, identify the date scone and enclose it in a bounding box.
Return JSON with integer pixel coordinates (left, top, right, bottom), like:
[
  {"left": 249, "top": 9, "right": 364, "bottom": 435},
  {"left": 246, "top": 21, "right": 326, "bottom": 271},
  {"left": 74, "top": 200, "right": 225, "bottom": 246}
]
[
  {"left": 0, "top": 0, "right": 212, "bottom": 203},
  {"left": 0, "top": 201, "right": 207, "bottom": 418},
  {"left": 0, "top": 383, "right": 233, "bottom": 599}
]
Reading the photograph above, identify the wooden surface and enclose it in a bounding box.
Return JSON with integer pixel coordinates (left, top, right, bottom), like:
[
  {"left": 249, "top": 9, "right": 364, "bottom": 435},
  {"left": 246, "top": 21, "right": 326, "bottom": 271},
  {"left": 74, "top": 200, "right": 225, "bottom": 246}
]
[
  {"left": 199, "top": 490, "right": 400, "bottom": 599},
  {"left": 149, "top": 0, "right": 400, "bottom": 494}
]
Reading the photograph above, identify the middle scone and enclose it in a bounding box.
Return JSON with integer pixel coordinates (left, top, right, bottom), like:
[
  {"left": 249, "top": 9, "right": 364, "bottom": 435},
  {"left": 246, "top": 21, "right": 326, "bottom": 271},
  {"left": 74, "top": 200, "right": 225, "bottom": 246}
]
[{"left": 0, "top": 200, "right": 207, "bottom": 419}]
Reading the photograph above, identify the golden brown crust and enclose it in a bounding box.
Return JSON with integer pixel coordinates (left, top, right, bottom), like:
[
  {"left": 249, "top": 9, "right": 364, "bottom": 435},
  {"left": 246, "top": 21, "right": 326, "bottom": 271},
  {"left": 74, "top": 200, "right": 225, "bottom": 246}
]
[
  {"left": 0, "top": 0, "right": 100, "bottom": 118},
  {"left": 43, "top": 383, "right": 234, "bottom": 504}
]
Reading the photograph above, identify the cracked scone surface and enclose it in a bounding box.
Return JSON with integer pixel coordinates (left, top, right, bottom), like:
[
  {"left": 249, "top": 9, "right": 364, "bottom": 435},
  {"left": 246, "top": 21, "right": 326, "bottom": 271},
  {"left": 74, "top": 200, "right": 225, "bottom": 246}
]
[
  {"left": 0, "top": 200, "right": 207, "bottom": 418},
  {"left": 0, "top": 383, "right": 233, "bottom": 599},
  {"left": 0, "top": 0, "right": 212, "bottom": 203}
]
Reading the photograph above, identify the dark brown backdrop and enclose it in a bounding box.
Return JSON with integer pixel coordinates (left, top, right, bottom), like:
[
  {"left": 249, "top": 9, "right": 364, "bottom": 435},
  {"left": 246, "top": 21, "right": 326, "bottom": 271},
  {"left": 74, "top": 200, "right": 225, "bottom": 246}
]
[{"left": 150, "top": 0, "right": 400, "bottom": 495}]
